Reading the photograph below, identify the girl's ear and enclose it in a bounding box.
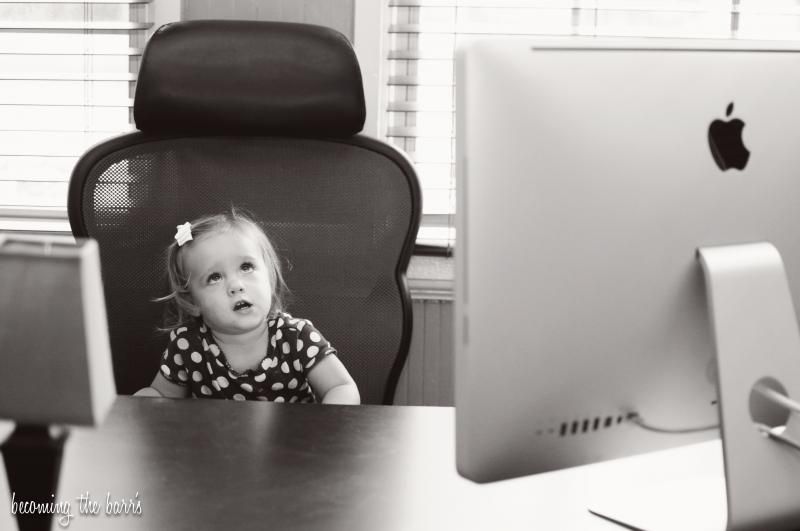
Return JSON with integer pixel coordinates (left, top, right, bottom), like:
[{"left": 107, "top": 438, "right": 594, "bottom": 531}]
[
  {"left": 187, "top": 303, "right": 201, "bottom": 317},
  {"left": 179, "top": 294, "right": 201, "bottom": 317}
]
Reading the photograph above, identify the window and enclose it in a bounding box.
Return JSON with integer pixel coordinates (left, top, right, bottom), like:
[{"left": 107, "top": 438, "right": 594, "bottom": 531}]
[
  {"left": 0, "top": 0, "right": 152, "bottom": 233},
  {"left": 385, "top": 0, "right": 800, "bottom": 252}
]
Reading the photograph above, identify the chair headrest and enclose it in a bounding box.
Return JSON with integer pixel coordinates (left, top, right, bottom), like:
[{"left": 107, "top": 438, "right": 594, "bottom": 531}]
[{"left": 133, "top": 20, "right": 366, "bottom": 137}]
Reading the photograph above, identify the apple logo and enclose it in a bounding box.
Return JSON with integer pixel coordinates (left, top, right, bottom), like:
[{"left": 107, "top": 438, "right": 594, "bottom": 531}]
[{"left": 708, "top": 102, "right": 750, "bottom": 171}]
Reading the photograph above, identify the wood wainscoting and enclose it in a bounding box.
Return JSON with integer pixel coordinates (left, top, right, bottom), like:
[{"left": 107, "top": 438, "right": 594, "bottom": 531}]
[{"left": 394, "top": 299, "right": 454, "bottom": 406}]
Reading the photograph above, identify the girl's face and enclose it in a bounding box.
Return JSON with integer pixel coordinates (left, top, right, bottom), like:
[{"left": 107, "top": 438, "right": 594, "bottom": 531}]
[{"left": 182, "top": 228, "right": 273, "bottom": 336}]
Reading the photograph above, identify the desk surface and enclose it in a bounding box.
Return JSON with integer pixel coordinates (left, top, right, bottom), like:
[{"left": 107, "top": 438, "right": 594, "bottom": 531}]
[{"left": 0, "top": 397, "right": 724, "bottom": 531}]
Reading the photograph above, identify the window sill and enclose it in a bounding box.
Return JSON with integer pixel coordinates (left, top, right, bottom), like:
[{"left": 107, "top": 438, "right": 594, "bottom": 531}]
[
  {"left": 407, "top": 254, "right": 454, "bottom": 301},
  {"left": 0, "top": 216, "right": 71, "bottom": 235}
]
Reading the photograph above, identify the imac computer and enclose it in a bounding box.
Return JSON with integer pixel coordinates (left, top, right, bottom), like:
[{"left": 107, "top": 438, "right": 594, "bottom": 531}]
[{"left": 455, "top": 39, "right": 800, "bottom": 529}]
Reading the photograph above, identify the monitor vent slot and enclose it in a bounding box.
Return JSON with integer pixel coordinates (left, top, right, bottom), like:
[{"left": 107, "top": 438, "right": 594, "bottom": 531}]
[{"left": 555, "top": 413, "right": 632, "bottom": 437}]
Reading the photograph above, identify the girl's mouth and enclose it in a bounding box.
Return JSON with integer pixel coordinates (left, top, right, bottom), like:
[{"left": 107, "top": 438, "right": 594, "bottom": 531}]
[{"left": 233, "top": 301, "right": 252, "bottom": 311}]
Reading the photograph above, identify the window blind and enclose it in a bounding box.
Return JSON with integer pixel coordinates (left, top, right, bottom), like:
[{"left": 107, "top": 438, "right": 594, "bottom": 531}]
[
  {"left": 0, "top": 0, "right": 152, "bottom": 233},
  {"left": 386, "top": 0, "right": 800, "bottom": 251}
]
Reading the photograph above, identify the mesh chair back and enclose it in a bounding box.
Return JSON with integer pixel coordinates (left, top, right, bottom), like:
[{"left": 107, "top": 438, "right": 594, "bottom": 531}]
[{"left": 68, "top": 20, "right": 420, "bottom": 404}]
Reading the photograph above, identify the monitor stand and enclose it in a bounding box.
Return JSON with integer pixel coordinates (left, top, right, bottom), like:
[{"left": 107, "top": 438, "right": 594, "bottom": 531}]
[{"left": 589, "top": 242, "right": 800, "bottom": 531}]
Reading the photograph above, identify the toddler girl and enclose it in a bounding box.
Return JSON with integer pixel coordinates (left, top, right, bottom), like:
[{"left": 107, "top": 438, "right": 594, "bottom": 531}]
[{"left": 135, "top": 210, "right": 360, "bottom": 404}]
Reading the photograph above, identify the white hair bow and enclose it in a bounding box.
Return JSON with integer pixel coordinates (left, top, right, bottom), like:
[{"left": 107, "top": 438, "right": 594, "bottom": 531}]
[{"left": 174, "top": 222, "right": 193, "bottom": 247}]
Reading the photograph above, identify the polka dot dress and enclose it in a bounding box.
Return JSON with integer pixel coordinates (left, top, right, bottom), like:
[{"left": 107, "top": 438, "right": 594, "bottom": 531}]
[{"left": 159, "top": 311, "right": 335, "bottom": 402}]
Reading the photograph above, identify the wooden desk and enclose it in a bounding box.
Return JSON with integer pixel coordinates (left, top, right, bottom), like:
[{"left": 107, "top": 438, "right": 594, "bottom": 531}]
[{"left": 0, "top": 397, "right": 724, "bottom": 530}]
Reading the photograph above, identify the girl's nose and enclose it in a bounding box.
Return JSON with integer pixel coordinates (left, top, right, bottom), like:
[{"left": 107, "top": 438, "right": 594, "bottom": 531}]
[{"left": 228, "top": 280, "right": 244, "bottom": 295}]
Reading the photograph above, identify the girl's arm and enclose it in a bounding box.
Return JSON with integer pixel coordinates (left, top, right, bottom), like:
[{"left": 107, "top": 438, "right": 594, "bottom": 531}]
[
  {"left": 133, "top": 373, "right": 190, "bottom": 398},
  {"left": 307, "top": 355, "right": 360, "bottom": 405}
]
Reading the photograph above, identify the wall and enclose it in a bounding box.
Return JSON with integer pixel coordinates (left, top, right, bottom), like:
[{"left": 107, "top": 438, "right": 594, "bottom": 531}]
[{"left": 181, "top": 0, "right": 354, "bottom": 41}]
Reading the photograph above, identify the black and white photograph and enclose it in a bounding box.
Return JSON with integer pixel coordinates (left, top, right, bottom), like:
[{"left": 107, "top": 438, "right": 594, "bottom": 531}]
[{"left": 2, "top": 1, "right": 800, "bottom": 530}]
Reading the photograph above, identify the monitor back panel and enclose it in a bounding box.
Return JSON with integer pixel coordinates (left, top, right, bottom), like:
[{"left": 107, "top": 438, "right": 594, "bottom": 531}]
[{"left": 455, "top": 39, "right": 800, "bottom": 482}]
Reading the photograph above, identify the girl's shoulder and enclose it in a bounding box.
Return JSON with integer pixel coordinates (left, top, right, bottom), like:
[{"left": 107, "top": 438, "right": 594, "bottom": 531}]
[
  {"left": 269, "top": 311, "right": 323, "bottom": 340},
  {"left": 166, "top": 320, "right": 209, "bottom": 348},
  {"left": 270, "top": 310, "right": 312, "bottom": 330},
  {"left": 269, "top": 310, "right": 332, "bottom": 353}
]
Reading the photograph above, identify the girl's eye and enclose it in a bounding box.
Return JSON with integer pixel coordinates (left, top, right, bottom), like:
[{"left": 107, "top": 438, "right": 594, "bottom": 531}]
[
  {"left": 207, "top": 272, "right": 222, "bottom": 284},
  {"left": 241, "top": 262, "right": 255, "bottom": 272}
]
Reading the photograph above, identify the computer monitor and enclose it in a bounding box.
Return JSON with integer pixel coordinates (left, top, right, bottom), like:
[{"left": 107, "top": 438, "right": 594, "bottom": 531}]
[{"left": 454, "top": 38, "right": 800, "bottom": 528}]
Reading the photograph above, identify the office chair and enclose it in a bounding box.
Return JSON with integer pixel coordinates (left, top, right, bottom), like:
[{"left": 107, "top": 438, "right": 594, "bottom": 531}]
[{"left": 67, "top": 20, "right": 421, "bottom": 405}]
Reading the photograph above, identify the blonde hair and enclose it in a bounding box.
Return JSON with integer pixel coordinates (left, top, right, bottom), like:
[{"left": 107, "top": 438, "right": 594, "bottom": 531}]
[{"left": 157, "top": 208, "right": 288, "bottom": 330}]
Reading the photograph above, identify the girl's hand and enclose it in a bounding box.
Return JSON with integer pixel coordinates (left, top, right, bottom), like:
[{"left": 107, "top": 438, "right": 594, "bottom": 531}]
[
  {"left": 133, "top": 386, "right": 163, "bottom": 397},
  {"left": 134, "top": 373, "right": 190, "bottom": 399}
]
